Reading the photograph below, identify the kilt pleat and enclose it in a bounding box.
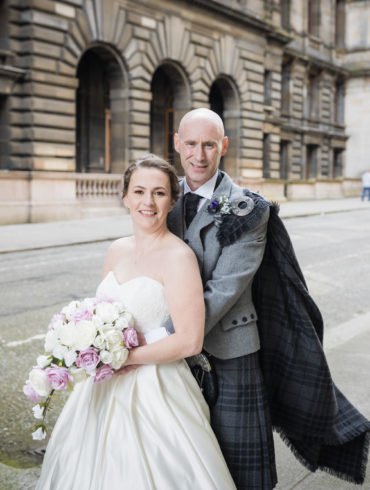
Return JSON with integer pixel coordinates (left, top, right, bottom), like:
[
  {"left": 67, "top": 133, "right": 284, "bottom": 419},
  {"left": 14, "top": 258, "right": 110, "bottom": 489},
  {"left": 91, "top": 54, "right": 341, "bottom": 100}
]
[{"left": 210, "top": 352, "right": 277, "bottom": 490}]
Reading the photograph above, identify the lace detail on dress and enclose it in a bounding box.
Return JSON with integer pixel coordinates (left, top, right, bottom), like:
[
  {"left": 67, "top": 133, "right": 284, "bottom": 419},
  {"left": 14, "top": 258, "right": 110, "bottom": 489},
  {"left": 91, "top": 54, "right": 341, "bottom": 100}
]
[{"left": 96, "top": 272, "right": 170, "bottom": 335}]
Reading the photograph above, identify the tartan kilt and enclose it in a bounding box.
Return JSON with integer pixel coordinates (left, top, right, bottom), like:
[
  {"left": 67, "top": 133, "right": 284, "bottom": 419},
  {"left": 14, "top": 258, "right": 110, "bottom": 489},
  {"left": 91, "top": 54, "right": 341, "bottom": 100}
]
[{"left": 210, "top": 352, "right": 277, "bottom": 490}]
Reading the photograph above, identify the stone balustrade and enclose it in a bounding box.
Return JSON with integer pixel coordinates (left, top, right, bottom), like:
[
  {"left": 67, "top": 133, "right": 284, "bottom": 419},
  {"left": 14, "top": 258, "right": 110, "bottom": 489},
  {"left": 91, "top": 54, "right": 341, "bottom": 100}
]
[{"left": 75, "top": 174, "right": 123, "bottom": 200}]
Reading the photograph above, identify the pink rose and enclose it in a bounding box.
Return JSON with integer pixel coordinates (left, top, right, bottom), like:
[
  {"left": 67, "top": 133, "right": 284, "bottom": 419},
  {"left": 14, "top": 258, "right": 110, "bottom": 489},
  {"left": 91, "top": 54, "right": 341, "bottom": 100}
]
[
  {"left": 72, "top": 308, "right": 93, "bottom": 322},
  {"left": 123, "top": 327, "right": 139, "bottom": 349},
  {"left": 94, "top": 364, "right": 113, "bottom": 383},
  {"left": 76, "top": 348, "right": 100, "bottom": 372},
  {"left": 23, "top": 381, "right": 42, "bottom": 403},
  {"left": 46, "top": 366, "right": 72, "bottom": 391}
]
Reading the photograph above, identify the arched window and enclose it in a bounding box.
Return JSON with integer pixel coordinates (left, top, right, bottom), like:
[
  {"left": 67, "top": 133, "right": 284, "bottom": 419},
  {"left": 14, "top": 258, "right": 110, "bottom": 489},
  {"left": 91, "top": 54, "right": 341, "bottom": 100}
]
[
  {"left": 76, "top": 46, "right": 127, "bottom": 173},
  {"left": 209, "top": 76, "right": 240, "bottom": 177},
  {"left": 334, "top": 78, "right": 345, "bottom": 125},
  {"left": 150, "top": 63, "right": 191, "bottom": 174}
]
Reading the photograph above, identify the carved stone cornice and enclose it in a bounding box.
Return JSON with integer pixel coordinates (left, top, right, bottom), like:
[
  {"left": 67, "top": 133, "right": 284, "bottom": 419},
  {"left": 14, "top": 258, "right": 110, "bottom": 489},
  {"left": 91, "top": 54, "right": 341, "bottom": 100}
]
[{"left": 186, "top": 0, "right": 292, "bottom": 44}]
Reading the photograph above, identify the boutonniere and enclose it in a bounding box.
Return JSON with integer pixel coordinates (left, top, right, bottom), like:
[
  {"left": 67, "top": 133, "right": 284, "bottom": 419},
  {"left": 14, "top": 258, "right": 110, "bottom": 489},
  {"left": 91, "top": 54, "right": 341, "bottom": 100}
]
[{"left": 207, "top": 195, "right": 255, "bottom": 227}]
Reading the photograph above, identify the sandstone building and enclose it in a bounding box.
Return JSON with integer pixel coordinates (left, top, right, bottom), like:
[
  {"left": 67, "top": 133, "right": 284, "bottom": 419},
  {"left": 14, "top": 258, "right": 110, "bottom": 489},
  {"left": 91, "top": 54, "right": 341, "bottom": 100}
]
[{"left": 0, "top": 0, "right": 368, "bottom": 223}]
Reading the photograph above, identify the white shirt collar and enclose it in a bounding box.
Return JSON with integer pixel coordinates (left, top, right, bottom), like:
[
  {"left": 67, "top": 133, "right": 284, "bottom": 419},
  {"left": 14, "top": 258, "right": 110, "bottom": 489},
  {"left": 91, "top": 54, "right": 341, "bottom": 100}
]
[{"left": 183, "top": 171, "right": 219, "bottom": 199}]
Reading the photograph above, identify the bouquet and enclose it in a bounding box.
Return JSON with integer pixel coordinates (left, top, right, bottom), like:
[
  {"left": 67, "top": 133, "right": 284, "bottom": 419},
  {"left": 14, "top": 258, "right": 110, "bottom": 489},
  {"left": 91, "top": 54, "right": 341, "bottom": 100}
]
[{"left": 23, "top": 296, "right": 139, "bottom": 440}]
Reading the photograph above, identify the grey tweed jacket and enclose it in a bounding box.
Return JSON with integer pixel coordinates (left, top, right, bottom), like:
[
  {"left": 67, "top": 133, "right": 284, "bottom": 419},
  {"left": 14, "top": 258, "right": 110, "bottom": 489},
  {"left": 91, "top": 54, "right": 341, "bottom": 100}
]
[{"left": 167, "top": 172, "right": 269, "bottom": 360}]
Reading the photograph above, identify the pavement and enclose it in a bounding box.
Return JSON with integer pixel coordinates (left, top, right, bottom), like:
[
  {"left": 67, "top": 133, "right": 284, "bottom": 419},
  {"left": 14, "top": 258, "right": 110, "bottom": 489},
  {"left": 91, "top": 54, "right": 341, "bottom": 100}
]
[
  {"left": 0, "top": 196, "right": 369, "bottom": 254},
  {"left": 1, "top": 196, "right": 370, "bottom": 489}
]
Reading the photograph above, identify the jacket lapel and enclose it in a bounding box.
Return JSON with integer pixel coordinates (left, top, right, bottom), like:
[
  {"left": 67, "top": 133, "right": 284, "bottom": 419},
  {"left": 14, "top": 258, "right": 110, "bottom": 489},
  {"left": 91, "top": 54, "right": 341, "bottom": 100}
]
[
  {"left": 186, "top": 172, "right": 235, "bottom": 261},
  {"left": 168, "top": 173, "right": 235, "bottom": 259}
]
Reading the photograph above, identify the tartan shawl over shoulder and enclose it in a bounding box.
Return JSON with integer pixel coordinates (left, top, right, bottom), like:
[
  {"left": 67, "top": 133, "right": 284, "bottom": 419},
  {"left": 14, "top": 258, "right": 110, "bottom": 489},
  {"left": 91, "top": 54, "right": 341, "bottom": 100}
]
[{"left": 251, "top": 200, "right": 370, "bottom": 484}]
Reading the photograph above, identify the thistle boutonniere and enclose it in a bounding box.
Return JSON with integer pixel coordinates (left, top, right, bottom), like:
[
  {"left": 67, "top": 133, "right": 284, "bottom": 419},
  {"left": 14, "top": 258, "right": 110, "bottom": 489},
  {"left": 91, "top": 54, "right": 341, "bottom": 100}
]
[{"left": 207, "top": 194, "right": 255, "bottom": 227}]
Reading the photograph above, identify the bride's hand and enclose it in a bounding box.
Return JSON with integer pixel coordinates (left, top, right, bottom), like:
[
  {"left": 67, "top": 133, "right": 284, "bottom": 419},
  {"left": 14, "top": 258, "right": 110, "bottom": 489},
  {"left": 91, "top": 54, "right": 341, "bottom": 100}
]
[
  {"left": 138, "top": 332, "right": 147, "bottom": 346},
  {"left": 116, "top": 364, "right": 140, "bottom": 375}
]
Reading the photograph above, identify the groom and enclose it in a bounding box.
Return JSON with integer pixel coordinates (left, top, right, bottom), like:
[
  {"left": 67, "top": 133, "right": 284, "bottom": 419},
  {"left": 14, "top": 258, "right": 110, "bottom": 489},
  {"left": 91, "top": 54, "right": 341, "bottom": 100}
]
[{"left": 167, "top": 108, "right": 277, "bottom": 489}]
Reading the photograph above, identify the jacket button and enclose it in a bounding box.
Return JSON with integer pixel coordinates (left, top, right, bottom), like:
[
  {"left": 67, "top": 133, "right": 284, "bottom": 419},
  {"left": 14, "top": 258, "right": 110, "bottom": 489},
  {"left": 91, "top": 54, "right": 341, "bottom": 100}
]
[
  {"left": 242, "top": 316, "right": 247, "bottom": 322},
  {"left": 232, "top": 320, "right": 238, "bottom": 325}
]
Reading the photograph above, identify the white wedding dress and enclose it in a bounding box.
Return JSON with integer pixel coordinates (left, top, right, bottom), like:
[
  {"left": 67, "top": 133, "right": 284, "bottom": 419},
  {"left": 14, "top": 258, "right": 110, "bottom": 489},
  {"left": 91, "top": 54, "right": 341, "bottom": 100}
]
[{"left": 36, "top": 272, "right": 236, "bottom": 490}]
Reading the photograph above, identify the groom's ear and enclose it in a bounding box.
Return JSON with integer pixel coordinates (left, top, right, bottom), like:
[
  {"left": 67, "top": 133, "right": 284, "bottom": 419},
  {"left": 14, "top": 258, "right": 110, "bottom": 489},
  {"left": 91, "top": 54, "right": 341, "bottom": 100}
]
[
  {"left": 221, "top": 136, "right": 229, "bottom": 156},
  {"left": 174, "top": 133, "right": 180, "bottom": 154}
]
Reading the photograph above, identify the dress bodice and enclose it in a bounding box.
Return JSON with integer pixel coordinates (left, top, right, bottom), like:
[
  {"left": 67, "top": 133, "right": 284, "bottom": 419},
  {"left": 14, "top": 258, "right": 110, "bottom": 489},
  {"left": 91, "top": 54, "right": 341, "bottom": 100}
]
[{"left": 96, "top": 271, "right": 169, "bottom": 335}]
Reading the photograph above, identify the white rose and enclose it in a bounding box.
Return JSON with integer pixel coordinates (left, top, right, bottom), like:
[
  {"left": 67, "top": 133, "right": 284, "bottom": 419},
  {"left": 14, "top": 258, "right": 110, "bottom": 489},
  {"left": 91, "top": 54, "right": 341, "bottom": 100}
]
[
  {"left": 44, "top": 329, "right": 58, "bottom": 353},
  {"left": 100, "top": 350, "right": 113, "bottom": 365},
  {"left": 98, "top": 323, "right": 114, "bottom": 334},
  {"left": 92, "top": 315, "right": 104, "bottom": 329},
  {"left": 115, "top": 311, "right": 134, "bottom": 329},
  {"left": 32, "top": 427, "right": 46, "bottom": 441},
  {"left": 32, "top": 404, "right": 44, "bottom": 420},
  {"left": 29, "top": 369, "right": 51, "bottom": 397},
  {"left": 72, "top": 320, "right": 97, "bottom": 351},
  {"left": 112, "top": 301, "right": 126, "bottom": 314},
  {"left": 36, "top": 355, "right": 52, "bottom": 369},
  {"left": 111, "top": 347, "right": 129, "bottom": 370},
  {"left": 81, "top": 297, "right": 95, "bottom": 312},
  {"left": 105, "top": 330, "right": 123, "bottom": 350},
  {"left": 61, "top": 301, "right": 80, "bottom": 320},
  {"left": 58, "top": 323, "right": 77, "bottom": 348},
  {"left": 64, "top": 350, "right": 78, "bottom": 367},
  {"left": 52, "top": 344, "right": 69, "bottom": 360},
  {"left": 95, "top": 302, "right": 120, "bottom": 324},
  {"left": 93, "top": 334, "right": 106, "bottom": 350}
]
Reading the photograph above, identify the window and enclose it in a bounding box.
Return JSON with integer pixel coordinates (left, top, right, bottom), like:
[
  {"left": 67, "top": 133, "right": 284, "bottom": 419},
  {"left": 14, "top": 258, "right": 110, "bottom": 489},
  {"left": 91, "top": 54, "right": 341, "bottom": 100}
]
[
  {"left": 76, "top": 47, "right": 127, "bottom": 174},
  {"left": 264, "top": 70, "right": 272, "bottom": 106},
  {"left": 306, "top": 72, "right": 320, "bottom": 119},
  {"left": 308, "top": 0, "right": 320, "bottom": 37},
  {"left": 335, "top": 0, "right": 346, "bottom": 49},
  {"left": 306, "top": 144, "right": 318, "bottom": 179},
  {"left": 280, "top": 140, "right": 290, "bottom": 180},
  {"left": 281, "top": 61, "right": 291, "bottom": 114},
  {"left": 281, "top": 0, "right": 291, "bottom": 30},
  {"left": 263, "top": 134, "right": 271, "bottom": 178},
  {"left": 76, "top": 51, "right": 111, "bottom": 173},
  {"left": 332, "top": 148, "right": 344, "bottom": 178},
  {"left": 334, "top": 79, "right": 345, "bottom": 125},
  {"left": 209, "top": 76, "right": 240, "bottom": 177}
]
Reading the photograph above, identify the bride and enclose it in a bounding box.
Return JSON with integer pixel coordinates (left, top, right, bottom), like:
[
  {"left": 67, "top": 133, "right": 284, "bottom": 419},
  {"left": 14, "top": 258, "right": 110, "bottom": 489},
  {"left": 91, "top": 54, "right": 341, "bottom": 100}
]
[{"left": 36, "top": 154, "right": 236, "bottom": 490}]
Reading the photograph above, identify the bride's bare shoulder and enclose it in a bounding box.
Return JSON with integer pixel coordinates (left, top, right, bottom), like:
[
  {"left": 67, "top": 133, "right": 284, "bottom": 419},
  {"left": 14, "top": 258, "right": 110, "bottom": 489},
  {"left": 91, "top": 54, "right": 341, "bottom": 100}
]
[
  {"left": 103, "top": 236, "right": 133, "bottom": 273},
  {"left": 107, "top": 236, "right": 133, "bottom": 254},
  {"left": 164, "top": 233, "right": 197, "bottom": 263},
  {"left": 161, "top": 234, "right": 201, "bottom": 288}
]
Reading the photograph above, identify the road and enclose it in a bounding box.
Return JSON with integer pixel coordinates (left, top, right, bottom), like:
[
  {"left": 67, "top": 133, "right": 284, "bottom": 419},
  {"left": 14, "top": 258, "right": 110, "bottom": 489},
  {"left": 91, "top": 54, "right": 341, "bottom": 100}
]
[{"left": 0, "top": 208, "right": 369, "bottom": 488}]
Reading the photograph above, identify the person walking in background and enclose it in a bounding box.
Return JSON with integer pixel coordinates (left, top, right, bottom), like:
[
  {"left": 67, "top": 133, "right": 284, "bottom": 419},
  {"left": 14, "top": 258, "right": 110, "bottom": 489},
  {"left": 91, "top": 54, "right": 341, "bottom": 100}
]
[{"left": 361, "top": 169, "right": 370, "bottom": 201}]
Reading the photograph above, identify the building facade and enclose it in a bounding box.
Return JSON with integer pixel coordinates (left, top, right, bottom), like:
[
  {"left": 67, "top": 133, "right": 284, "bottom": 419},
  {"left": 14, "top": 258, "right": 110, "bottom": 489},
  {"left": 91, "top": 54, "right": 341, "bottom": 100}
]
[{"left": 0, "top": 0, "right": 367, "bottom": 223}]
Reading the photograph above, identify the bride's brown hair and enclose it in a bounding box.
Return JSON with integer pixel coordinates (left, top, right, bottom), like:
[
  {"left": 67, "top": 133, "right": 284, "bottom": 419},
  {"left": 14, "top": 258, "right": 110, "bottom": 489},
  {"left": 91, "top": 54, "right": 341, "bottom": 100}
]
[{"left": 122, "top": 154, "right": 180, "bottom": 202}]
